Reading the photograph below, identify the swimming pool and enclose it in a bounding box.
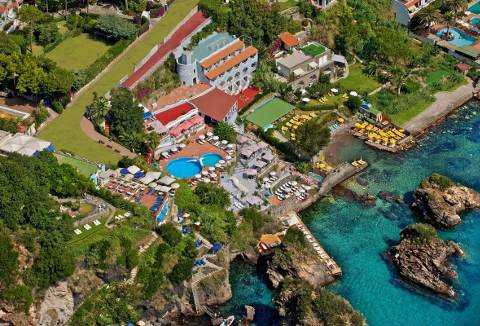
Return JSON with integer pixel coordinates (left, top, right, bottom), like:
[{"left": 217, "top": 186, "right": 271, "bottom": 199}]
[
  {"left": 166, "top": 153, "right": 222, "bottom": 178},
  {"left": 471, "top": 17, "right": 480, "bottom": 25},
  {"left": 436, "top": 27, "right": 476, "bottom": 47},
  {"left": 469, "top": 1, "right": 480, "bottom": 14}
]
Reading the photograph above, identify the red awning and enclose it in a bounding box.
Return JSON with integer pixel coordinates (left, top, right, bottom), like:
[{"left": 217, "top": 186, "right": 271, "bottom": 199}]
[{"left": 189, "top": 115, "right": 204, "bottom": 125}]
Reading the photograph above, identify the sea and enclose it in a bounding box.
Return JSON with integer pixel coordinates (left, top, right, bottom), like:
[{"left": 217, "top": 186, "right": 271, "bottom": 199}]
[{"left": 220, "top": 100, "right": 480, "bottom": 326}]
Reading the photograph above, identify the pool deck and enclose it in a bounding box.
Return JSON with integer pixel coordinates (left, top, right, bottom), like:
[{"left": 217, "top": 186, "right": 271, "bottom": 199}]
[{"left": 159, "top": 141, "right": 226, "bottom": 170}]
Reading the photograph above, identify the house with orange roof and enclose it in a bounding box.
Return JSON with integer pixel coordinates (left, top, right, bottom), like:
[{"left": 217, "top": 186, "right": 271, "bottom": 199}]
[
  {"left": 0, "top": 0, "right": 22, "bottom": 31},
  {"left": 279, "top": 31, "right": 300, "bottom": 50},
  {"left": 174, "top": 32, "right": 258, "bottom": 95}
]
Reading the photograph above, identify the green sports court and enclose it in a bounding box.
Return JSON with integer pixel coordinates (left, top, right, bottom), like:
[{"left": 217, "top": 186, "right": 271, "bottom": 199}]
[{"left": 245, "top": 97, "right": 295, "bottom": 129}]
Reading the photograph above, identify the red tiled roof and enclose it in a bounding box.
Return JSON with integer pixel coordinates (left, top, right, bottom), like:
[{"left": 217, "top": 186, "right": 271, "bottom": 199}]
[
  {"left": 279, "top": 32, "right": 299, "bottom": 47},
  {"left": 189, "top": 88, "right": 237, "bottom": 122},
  {"left": 204, "top": 46, "right": 258, "bottom": 80},
  {"left": 200, "top": 39, "right": 245, "bottom": 69},
  {"left": 456, "top": 63, "right": 471, "bottom": 72},
  {"left": 154, "top": 103, "right": 195, "bottom": 125}
]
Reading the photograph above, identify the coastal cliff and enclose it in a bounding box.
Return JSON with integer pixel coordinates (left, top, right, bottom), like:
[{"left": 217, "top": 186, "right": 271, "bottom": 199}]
[
  {"left": 412, "top": 173, "right": 480, "bottom": 228},
  {"left": 388, "top": 223, "right": 463, "bottom": 299}
]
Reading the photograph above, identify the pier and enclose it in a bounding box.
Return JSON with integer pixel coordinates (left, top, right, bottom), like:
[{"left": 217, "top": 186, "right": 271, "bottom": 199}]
[{"left": 282, "top": 211, "right": 342, "bottom": 277}]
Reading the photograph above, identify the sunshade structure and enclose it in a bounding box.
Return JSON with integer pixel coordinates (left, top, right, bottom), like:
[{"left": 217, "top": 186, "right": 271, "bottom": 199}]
[
  {"left": 127, "top": 165, "right": 141, "bottom": 174},
  {"left": 159, "top": 175, "right": 176, "bottom": 186},
  {"left": 0, "top": 133, "right": 54, "bottom": 157}
]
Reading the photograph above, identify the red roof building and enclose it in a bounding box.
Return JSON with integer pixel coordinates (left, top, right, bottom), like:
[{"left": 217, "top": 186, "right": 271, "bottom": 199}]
[
  {"left": 189, "top": 88, "right": 238, "bottom": 123},
  {"left": 154, "top": 102, "right": 196, "bottom": 126},
  {"left": 279, "top": 32, "right": 300, "bottom": 49}
]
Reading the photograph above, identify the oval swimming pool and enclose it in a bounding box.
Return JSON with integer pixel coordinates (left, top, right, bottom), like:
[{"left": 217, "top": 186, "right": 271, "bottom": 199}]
[{"left": 166, "top": 153, "right": 223, "bottom": 178}]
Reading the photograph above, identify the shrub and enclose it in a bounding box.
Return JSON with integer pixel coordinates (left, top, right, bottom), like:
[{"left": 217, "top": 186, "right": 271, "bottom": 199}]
[
  {"left": 423, "top": 173, "right": 454, "bottom": 191},
  {"left": 51, "top": 100, "right": 64, "bottom": 113},
  {"left": 94, "top": 15, "right": 137, "bottom": 41},
  {"left": 156, "top": 223, "right": 182, "bottom": 247},
  {"left": 402, "top": 223, "right": 438, "bottom": 243},
  {"left": 213, "top": 122, "right": 236, "bottom": 143}
]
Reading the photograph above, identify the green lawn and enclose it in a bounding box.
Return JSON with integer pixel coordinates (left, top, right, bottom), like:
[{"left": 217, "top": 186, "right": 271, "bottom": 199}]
[
  {"left": 46, "top": 33, "right": 111, "bottom": 71},
  {"left": 425, "top": 70, "right": 449, "bottom": 86},
  {"left": 301, "top": 42, "right": 326, "bottom": 57},
  {"left": 39, "top": 0, "right": 200, "bottom": 164},
  {"left": 56, "top": 154, "right": 98, "bottom": 176},
  {"left": 337, "top": 64, "right": 381, "bottom": 95},
  {"left": 390, "top": 98, "right": 434, "bottom": 126},
  {"left": 275, "top": 0, "right": 298, "bottom": 11},
  {"left": 246, "top": 97, "right": 295, "bottom": 129}
]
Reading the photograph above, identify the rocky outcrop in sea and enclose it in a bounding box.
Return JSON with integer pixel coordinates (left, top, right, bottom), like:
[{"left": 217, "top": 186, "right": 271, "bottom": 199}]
[
  {"left": 412, "top": 173, "right": 480, "bottom": 228},
  {"left": 388, "top": 223, "right": 463, "bottom": 299}
]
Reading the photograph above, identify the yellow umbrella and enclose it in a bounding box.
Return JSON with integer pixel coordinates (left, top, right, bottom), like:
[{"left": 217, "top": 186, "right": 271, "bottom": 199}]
[{"left": 337, "top": 117, "right": 345, "bottom": 123}]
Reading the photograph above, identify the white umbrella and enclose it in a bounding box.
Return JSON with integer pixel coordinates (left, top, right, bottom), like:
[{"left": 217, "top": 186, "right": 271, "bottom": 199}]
[
  {"left": 219, "top": 160, "right": 226, "bottom": 164},
  {"left": 202, "top": 170, "right": 209, "bottom": 176},
  {"left": 171, "top": 183, "right": 180, "bottom": 189},
  {"left": 202, "top": 178, "right": 211, "bottom": 183},
  {"left": 227, "top": 144, "right": 234, "bottom": 148},
  {"left": 270, "top": 171, "right": 277, "bottom": 176},
  {"left": 199, "top": 134, "right": 206, "bottom": 140},
  {"left": 206, "top": 132, "right": 213, "bottom": 137},
  {"left": 331, "top": 88, "right": 339, "bottom": 93},
  {"left": 179, "top": 143, "right": 186, "bottom": 148},
  {"left": 161, "top": 152, "right": 168, "bottom": 157},
  {"left": 210, "top": 173, "right": 217, "bottom": 178},
  {"left": 215, "top": 163, "right": 222, "bottom": 169},
  {"left": 349, "top": 91, "right": 358, "bottom": 97},
  {"left": 208, "top": 166, "right": 215, "bottom": 172},
  {"left": 213, "top": 136, "right": 219, "bottom": 141},
  {"left": 263, "top": 177, "right": 269, "bottom": 182},
  {"left": 194, "top": 174, "right": 202, "bottom": 179},
  {"left": 170, "top": 147, "right": 178, "bottom": 153},
  {"left": 221, "top": 140, "right": 228, "bottom": 145},
  {"left": 225, "top": 155, "right": 232, "bottom": 160},
  {"left": 291, "top": 181, "right": 298, "bottom": 186}
]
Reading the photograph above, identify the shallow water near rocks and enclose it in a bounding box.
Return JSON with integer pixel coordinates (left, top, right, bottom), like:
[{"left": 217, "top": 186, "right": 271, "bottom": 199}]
[{"left": 222, "top": 101, "right": 480, "bottom": 325}]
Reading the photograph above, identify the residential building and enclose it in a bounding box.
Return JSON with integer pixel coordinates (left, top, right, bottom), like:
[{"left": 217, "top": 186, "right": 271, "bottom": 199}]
[
  {"left": 393, "top": 0, "right": 437, "bottom": 26},
  {"left": 175, "top": 32, "right": 259, "bottom": 95},
  {"left": 279, "top": 32, "right": 300, "bottom": 51},
  {"left": 189, "top": 87, "right": 238, "bottom": 124},
  {"left": 275, "top": 41, "right": 347, "bottom": 89},
  {"left": 311, "top": 0, "right": 337, "bottom": 10},
  {"left": 0, "top": 0, "right": 22, "bottom": 31}
]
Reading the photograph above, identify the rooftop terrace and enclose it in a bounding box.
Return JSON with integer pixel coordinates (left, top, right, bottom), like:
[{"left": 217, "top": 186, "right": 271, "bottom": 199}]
[
  {"left": 192, "top": 32, "right": 236, "bottom": 62},
  {"left": 301, "top": 42, "right": 326, "bottom": 57}
]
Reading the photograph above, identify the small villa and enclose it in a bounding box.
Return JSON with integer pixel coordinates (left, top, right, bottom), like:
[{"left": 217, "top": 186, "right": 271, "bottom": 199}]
[{"left": 274, "top": 40, "right": 348, "bottom": 89}]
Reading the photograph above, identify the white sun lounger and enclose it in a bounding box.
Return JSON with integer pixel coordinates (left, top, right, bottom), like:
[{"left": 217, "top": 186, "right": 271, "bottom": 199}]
[{"left": 84, "top": 224, "right": 91, "bottom": 230}]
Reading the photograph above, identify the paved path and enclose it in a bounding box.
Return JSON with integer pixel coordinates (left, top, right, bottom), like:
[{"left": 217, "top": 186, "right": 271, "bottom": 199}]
[
  {"left": 80, "top": 117, "right": 136, "bottom": 158},
  {"left": 402, "top": 80, "right": 475, "bottom": 135},
  {"left": 122, "top": 11, "right": 209, "bottom": 88}
]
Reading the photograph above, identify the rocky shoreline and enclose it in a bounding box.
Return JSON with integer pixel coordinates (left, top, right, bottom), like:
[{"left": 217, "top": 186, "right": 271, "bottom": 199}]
[
  {"left": 388, "top": 223, "right": 463, "bottom": 299},
  {"left": 412, "top": 173, "right": 480, "bottom": 228}
]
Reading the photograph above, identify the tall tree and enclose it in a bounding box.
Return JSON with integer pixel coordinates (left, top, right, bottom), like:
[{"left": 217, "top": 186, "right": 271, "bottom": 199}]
[
  {"left": 18, "top": 6, "right": 44, "bottom": 53},
  {"left": 416, "top": 5, "right": 440, "bottom": 33}
]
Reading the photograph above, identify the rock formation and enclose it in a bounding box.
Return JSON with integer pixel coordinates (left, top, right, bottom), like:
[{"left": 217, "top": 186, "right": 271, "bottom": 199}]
[
  {"left": 389, "top": 223, "right": 464, "bottom": 299},
  {"left": 36, "top": 281, "right": 74, "bottom": 326},
  {"left": 412, "top": 173, "right": 480, "bottom": 228}
]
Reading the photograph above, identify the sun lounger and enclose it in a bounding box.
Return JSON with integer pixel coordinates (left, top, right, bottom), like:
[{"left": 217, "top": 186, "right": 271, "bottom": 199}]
[
  {"left": 93, "top": 220, "right": 101, "bottom": 226},
  {"left": 84, "top": 224, "right": 91, "bottom": 230},
  {"left": 74, "top": 229, "right": 82, "bottom": 235}
]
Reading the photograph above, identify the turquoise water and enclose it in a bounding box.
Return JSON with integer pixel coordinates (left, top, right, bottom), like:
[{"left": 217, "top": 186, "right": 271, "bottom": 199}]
[
  {"left": 471, "top": 17, "right": 480, "bottom": 25},
  {"left": 470, "top": 1, "right": 480, "bottom": 14},
  {"left": 436, "top": 28, "right": 476, "bottom": 47},
  {"left": 166, "top": 153, "right": 222, "bottom": 178},
  {"left": 225, "top": 101, "right": 480, "bottom": 325}
]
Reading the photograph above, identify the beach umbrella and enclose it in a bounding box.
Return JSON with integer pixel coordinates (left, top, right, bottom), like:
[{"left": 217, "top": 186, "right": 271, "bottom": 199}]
[
  {"left": 199, "top": 134, "right": 206, "bottom": 140},
  {"left": 349, "top": 91, "right": 358, "bottom": 97},
  {"left": 170, "top": 147, "right": 178, "bottom": 153},
  {"left": 269, "top": 171, "right": 276, "bottom": 176},
  {"left": 179, "top": 143, "right": 186, "bottom": 148},
  {"left": 291, "top": 181, "right": 298, "bottom": 186},
  {"left": 120, "top": 168, "right": 129, "bottom": 175},
  {"left": 210, "top": 173, "right": 217, "bottom": 178},
  {"left": 202, "top": 170, "right": 209, "bottom": 176},
  {"left": 227, "top": 144, "right": 234, "bottom": 148},
  {"left": 225, "top": 155, "right": 232, "bottom": 160},
  {"left": 161, "top": 152, "right": 168, "bottom": 157},
  {"left": 194, "top": 174, "right": 202, "bottom": 179},
  {"left": 171, "top": 183, "right": 180, "bottom": 189},
  {"left": 219, "top": 160, "right": 226, "bottom": 165},
  {"left": 263, "top": 177, "right": 269, "bottom": 182},
  {"left": 206, "top": 132, "right": 213, "bottom": 137},
  {"left": 213, "top": 136, "right": 219, "bottom": 141},
  {"left": 221, "top": 140, "right": 228, "bottom": 145},
  {"left": 215, "top": 163, "right": 222, "bottom": 169},
  {"left": 202, "top": 178, "right": 211, "bottom": 183},
  {"left": 208, "top": 166, "right": 215, "bottom": 172}
]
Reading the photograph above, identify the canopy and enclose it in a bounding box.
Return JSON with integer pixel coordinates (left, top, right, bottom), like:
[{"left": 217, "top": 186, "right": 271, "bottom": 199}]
[
  {"left": 127, "top": 165, "right": 140, "bottom": 174},
  {"left": 206, "top": 132, "right": 213, "bottom": 137},
  {"left": 134, "top": 172, "right": 145, "bottom": 179},
  {"left": 331, "top": 88, "right": 339, "bottom": 93},
  {"left": 120, "top": 168, "right": 130, "bottom": 175},
  {"left": 159, "top": 175, "right": 176, "bottom": 185},
  {"left": 349, "top": 91, "right": 358, "bottom": 97},
  {"left": 171, "top": 183, "right": 180, "bottom": 189},
  {"left": 198, "top": 134, "right": 206, "bottom": 140}
]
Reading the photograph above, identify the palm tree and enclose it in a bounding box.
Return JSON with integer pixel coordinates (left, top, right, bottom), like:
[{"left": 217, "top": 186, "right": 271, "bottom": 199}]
[
  {"left": 442, "top": 10, "right": 456, "bottom": 39},
  {"left": 119, "top": 132, "right": 143, "bottom": 151},
  {"left": 442, "top": 0, "right": 468, "bottom": 16},
  {"left": 145, "top": 132, "right": 160, "bottom": 151},
  {"left": 416, "top": 5, "right": 440, "bottom": 33}
]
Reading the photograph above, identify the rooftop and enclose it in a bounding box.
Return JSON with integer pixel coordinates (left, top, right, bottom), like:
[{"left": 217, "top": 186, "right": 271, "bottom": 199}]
[
  {"left": 189, "top": 88, "right": 237, "bottom": 122},
  {"left": 276, "top": 50, "right": 312, "bottom": 69},
  {"left": 154, "top": 102, "right": 195, "bottom": 125},
  {"left": 200, "top": 39, "right": 245, "bottom": 69},
  {"left": 279, "top": 32, "right": 300, "bottom": 47},
  {"left": 149, "top": 83, "right": 211, "bottom": 110},
  {"left": 204, "top": 46, "right": 258, "bottom": 80},
  {"left": 301, "top": 42, "right": 326, "bottom": 57},
  {"left": 192, "top": 32, "right": 236, "bottom": 63}
]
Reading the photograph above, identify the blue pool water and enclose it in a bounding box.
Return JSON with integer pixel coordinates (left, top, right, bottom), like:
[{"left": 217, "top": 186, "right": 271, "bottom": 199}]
[
  {"left": 166, "top": 153, "right": 222, "bottom": 178},
  {"left": 471, "top": 17, "right": 480, "bottom": 25},
  {"left": 436, "top": 28, "right": 476, "bottom": 47},
  {"left": 224, "top": 101, "right": 480, "bottom": 325},
  {"left": 469, "top": 1, "right": 480, "bottom": 14}
]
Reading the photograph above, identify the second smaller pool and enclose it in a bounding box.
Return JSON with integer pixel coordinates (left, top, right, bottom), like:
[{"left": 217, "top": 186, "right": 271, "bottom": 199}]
[
  {"left": 166, "top": 153, "right": 223, "bottom": 179},
  {"left": 436, "top": 27, "right": 476, "bottom": 47}
]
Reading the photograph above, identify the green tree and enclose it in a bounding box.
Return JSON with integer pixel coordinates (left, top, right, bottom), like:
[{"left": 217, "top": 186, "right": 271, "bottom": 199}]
[
  {"left": 0, "top": 232, "right": 19, "bottom": 289},
  {"left": 239, "top": 208, "right": 265, "bottom": 232},
  {"left": 94, "top": 15, "right": 137, "bottom": 41},
  {"left": 18, "top": 6, "right": 44, "bottom": 53},
  {"left": 213, "top": 122, "right": 236, "bottom": 143},
  {"left": 169, "top": 256, "right": 194, "bottom": 284},
  {"left": 295, "top": 120, "right": 331, "bottom": 157},
  {"left": 0, "top": 32, "right": 21, "bottom": 55},
  {"left": 415, "top": 5, "right": 440, "bottom": 33},
  {"left": 86, "top": 92, "right": 110, "bottom": 128},
  {"left": 194, "top": 182, "right": 231, "bottom": 209},
  {"left": 109, "top": 87, "right": 144, "bottom": 146},
  {"left": 344, "top": 95, "right": 362, "bottom": 111},
  {"left": 36, "top": 22, "right": 60, "bottom": 46},
  {"left": 156, "top": 223, "right": 182, "bottom": 247}
]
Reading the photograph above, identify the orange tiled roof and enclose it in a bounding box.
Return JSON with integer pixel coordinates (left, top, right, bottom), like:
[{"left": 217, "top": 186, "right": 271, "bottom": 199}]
[
  {"left": 279, "top": 32, "right": 299, "bottom": 47},
  {"left": 200, "top": 39, "right": 245, "bottom": 69},
  {"left": 259, "top": 234, "right": 281, "bottom": 246},
  {"left": 204, "top": 46, "right": 258, "bottom": 80}
]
